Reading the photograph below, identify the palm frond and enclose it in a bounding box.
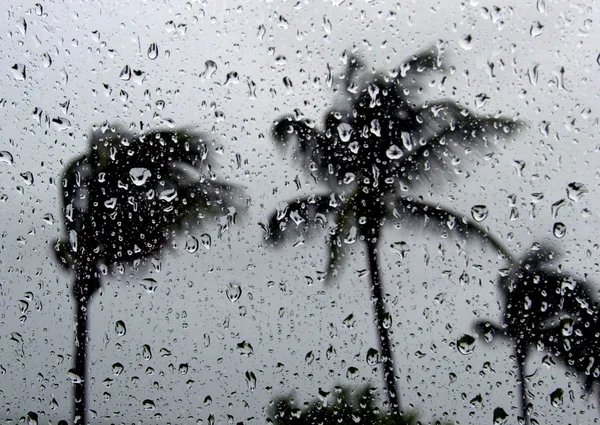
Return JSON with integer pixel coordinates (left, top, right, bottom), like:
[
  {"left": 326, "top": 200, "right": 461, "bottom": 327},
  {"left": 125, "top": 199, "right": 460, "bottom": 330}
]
[
  {"left": 392, "top": 196, "right": 512, "bottom": 261},
  {"left": 265, "top": 194, "right": 340, "bottom": 245},
  {"left": 56, "top": 124, "right": 241, "bottom": 269}
]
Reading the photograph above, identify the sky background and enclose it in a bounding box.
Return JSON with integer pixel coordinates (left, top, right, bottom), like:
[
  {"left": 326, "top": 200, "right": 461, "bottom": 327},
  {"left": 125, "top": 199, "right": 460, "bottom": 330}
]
[{"left": 1, "top": 0, "right": 599, "bottom": 424}]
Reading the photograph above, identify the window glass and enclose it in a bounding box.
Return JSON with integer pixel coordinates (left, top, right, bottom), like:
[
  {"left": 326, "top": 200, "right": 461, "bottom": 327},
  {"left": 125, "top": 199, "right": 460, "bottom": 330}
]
[{"left": 0, "top": 1, "right": 598, "bottom": 424}]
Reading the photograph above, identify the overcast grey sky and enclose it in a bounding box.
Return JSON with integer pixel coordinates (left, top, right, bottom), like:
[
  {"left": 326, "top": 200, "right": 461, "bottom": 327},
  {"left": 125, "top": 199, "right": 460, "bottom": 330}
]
[{"left": 1, "top": 0, "right": 599, "bottom": 424}]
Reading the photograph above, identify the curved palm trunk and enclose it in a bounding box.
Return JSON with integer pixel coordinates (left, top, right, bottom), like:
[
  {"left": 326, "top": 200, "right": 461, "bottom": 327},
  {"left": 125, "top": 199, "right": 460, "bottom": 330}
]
[
  {"left": 515, "top": 344, "right": 529, "bottom": 425},
  {"left": 72, "top": 264, "right": 100, "bottom": 425},
  {"left": 365, "top": 234, "right": 402, "bottom": 415}
]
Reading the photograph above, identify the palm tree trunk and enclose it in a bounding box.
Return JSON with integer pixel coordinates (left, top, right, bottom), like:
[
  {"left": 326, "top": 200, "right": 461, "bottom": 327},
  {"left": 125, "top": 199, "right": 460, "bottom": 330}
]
[
  {"left": 72, "top": 264, "right": 99, "bottom": 425},
  {"left": 516, "top": 344, "right": 529, "bottom": 425},
  {"left": 365, "top": 235, "right": 402, "bottom": 415},
  {"left": 73, "top": 294, "right": 89, "bottom": 425}
]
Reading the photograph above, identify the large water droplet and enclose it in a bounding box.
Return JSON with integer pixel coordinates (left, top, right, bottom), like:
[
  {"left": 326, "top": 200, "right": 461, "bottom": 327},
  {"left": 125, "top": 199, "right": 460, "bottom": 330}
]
[
  {"left": 129, "top": 168, "right": 151, "bottom": 186},
  {"left": 566, "top": 182, "right": 587, "bottom": 202},
  {"left": 200, "top": 233, "right": 211, "bottom": 250},
  {"left": 492, "top": 407, "right": 508, "bottom": 424},
  {"left": 553, "top": 222, "right": 566, "bottom": 238},
  {"left": 337, "top": 123, "right": 353, "bottom": 142},
  {"left": 366, "top": 348, "right": 379, "bottom": 365},
  {"left": 225, "top": 282, "right": 242, "bottom": 302},
  {"left": 142, "top": 344, "right": 152, "bottom": 360},
  {"left": 26, "top": 412, "right": 37, "bottom": 425},
  {"left": 147, "top": 43, "right": 159, "bottom": 60},
  {"left": 459, "top": 34, "right": 473, "bottom": 50},
  {"left": 185, "top": 235, "right": 199, "bottom": 253},
  {"left": 386, "top": 145, "right": 403, "bottom": 160},
  {"left": 20, "top": 172, "right": 34, "bottom": 186},
  {"left": 112, "top": 362, "right": 124, "bottom": 376},
  {"left": 530, "top": 21, "right": 544, "bottom": 37},
  {"left": 237, "top": 341, "right": 254, "bottom": 357},
  {"left": 550, "top": 388, "right": 564, "bottom": 407},
  {"left": 0, "top": 151, "right": 14, "bottom": 165},
  {"left": 143, "top": 399, "right": 155, "bottom": 410},
  {"left": 346, "top": 366, "right": 359, "bottom": 379},
  {"left": 204, "top": 60, "right": 217, "bottom": 79},
  {"left": 179, "top": 363, "right": 188, "bottom": 375},
  {"left": 115, "top": 320, "right": 126, "bottom": 336},
  {"left": 305, "top": 351, "right": 314, "bottom": 365},
  {"left": 159, "top": 188, "right": 177, "bottom": 202},
  {"left": 471, "top": 205, "right": 489, "bottom": 222},
  {"left": 245, "top": 371, "right": 256, "bottom": 390},
  {"left": 119, "top": 65, "right": 132, "bottom": 81},
  {"left": 457, "top": 334, "right": 476, "bottom": 355},
  {"left": 11, "top": 64, "right": 26, "bottom": 81}
]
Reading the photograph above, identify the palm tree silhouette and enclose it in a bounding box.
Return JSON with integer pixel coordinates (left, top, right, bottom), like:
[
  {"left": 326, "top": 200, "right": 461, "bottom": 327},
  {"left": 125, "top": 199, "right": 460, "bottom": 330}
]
[
  {"left": 475, "top": 244, "right": 597, "bottom": 423},
  {"left": 265, "top": 47, "right": 522, "bottom": 415},
  {"left": 53, "top": 123, "right": 240, "bottom": 424}
]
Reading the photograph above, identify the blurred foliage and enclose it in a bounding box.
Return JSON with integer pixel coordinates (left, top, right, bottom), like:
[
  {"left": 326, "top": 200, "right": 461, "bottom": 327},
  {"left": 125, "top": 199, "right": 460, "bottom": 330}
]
[{"left": 269, "top": 386, "right": 453, "bottom": 425}]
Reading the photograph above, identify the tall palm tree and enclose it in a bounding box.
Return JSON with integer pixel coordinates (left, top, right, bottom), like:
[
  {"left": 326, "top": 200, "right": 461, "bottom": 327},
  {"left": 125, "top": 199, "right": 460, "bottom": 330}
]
[
  {"left": 475, "top": 244, "right": 597, "bottom": 423},
  {"left": 265, "top": 47, "right": 522, "bottom": 416},
  {"left": 53, "top": 123, "right": 240, "bottom": 425}
]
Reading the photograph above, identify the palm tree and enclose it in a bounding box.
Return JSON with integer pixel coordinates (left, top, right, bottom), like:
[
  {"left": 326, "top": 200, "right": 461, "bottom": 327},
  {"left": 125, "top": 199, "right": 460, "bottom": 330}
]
[
  {"left": 265, "top": 47, "right": 522, "bottom": 416},
  {"left": 53, "top": 123, "right": 240, "bottom": 425},
  {"left": 475, "top": 244, "right": 597, "bottom": 423}
]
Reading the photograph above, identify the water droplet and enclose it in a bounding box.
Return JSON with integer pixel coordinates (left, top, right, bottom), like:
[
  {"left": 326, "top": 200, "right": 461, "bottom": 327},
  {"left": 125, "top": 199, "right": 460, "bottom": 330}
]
[
  {"left": 200, "top": 233, "right": 211, "bottom": 250},
  {"left": 471, "top": 205, "right": 489, "bottom": 222},
  {"left": 129, "top": 168, "right": 151, "bottom": 186},
  {"left": 390, "top": 241, "right": 409, "bottom": 258},
  {"left": 386, "top": 145, "right": 403, "bottom": 159},
  {"left": 51, "top": 117, "right": 71, "bottom": 132},
  {"left": 382, "top": 312, "right": 392, "bottom": 329},
  {"left": 115, "top": 320, "right": 126, "bottom": 336},
  {"left": 224, "top": 71, "right": 239, "bottom": 86},
  {"left": 159, "top": 347, "right": 171, "bottom": 357},
  {"left": 225, "top": 282, "right": 242, "bottom": 302},
  {"left": 305, "top": 351, "right": 314, "bottom": 365},
  {"left": 550, "top": 388, "right": 564, "bottom": 407},
  {"left": 67, "top": 369, "right": 83, "bottom": 384},
  {"left": 11, "top": 64, "right": 26, "bottom": 81},
  {"left": 147, "top": 43, "right": 159, "bottom": 60},
  {"left": 26, "top": 412, "right": 37, "bottom": 425},
  {"left": 245, "top": 371, "right": 256, "bottom": 390},
  {"left": 474, "top": 93, "right": 489, "bottom": 108},
  {"left": 459, "top": 34, "right": 473, "bottom": 50},
  {"left": 179, "top": 363, "right": 188, "bottom": 375},
  {"left": 185, "top": 235, "right": 199, "bottom": 253},
  {"left": 553, "top": 222, "right": 566, "bottom": 238},
  {"left": 566, "top": 182, "right": 587, "bottom": 202},
  {"left": 342, "top": 314, "right": 355, "bottom": 329},
  {"left": 203, "top": 60, "right": 217, "bottom": 79},
  {"left": 119, "top": 65, "right": 132, "bottom": 81},
  {"left": 142, "top": 344, "right": 152, "bottom": 360},
  {"left": 237, "top": 341, "right": 254, "bottom": 356},
  {"left": 530, "top": 21, "right": 544, "bottom": 37},
  {"left": 112, "top": 362, "right": 124, "bottom": 376},
  {"left": 0, "top": 151, "right": 14, "bottom": 165},
  {"left": 143, "top": 399, "right": 155, "bottom": 410},
  {"left": 35, "top": 3, "right": 43, "bottom": 16},
  {"left": 20, "top": 172, "right": 34, "bottom": 186},
  {"left": 16, "top": 18, "right": 27, "bottom": 35},
  {"left": 159, "top": 188, "right": 177, "bottom": 202},
  {"left": 492, "top": 407, "right": 508, "bottom": 424},
  {"left": 346, "top": 366, "right": 359, "bottom": 379},
  {"left": 366, "top": 348, "right": 379, "bottom": 365},
  {"left": 457, "top": 334, "right": 476, "bottom": 355},
  {"left": 537, "top": 0, "right": 546, "bottom": 13},
  {"left": 283, "top": 76, "right": 293, "bottom": 90}
]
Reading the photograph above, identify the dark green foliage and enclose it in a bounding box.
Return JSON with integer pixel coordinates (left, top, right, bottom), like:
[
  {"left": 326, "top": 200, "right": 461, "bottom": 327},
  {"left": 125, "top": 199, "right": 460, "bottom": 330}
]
[
  {"left": 475, "top": 243, "right": 600, "bottom": 420},
  {"left": 54, "top": 124, "right": 239, "bottom": 275},
  {"left": 269, "top": 386, "right": 452, "bottom": 425}
]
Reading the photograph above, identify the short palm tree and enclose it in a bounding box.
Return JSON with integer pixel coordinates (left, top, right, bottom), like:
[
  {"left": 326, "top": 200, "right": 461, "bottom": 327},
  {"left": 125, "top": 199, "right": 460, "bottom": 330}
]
[
  {"left": 53, "top": 123, "right": 240, "bottom": 424},
  {"left": 265, "top": 47, "right": 522, "bottom": 415},
  {"left": 475, "top": 244, "right": 596, "bottom": 423}
]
